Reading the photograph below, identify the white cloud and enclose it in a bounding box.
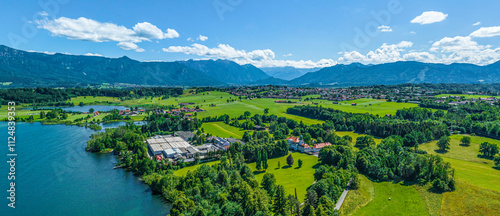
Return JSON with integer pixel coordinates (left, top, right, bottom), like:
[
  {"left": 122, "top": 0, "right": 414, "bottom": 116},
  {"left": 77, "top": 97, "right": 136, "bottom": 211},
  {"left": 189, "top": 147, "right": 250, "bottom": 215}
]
[
  {"left": 402, "top": 52, "right": 436, "bottom": 62},
  {"left": 197, "top": 35, "right": 208, "bottom": 41},
  {"left": 118, "top": 42, "right": 140, "bottom": 51},
  {"left": 430, "top": 36, "right": 488, "bottom": 53},
  {"left": 338, "top": 37, "right": 500, "bottom": 65},
  {"left": 27, "top": 50, "right": 55, "bottom": 55},
  {"left": 38, "top": 11, "right": 49, "bottom": 16},
  {"left": 163, "top": 43, "right": 336, "bottom": 68},
  {"left": 411, "top": 11, "right": 448, "bottom": 24},
  {"left": 83, "top": 53, "right": 103, "bottom": 57},
  {"left": 470, "top": 26, "right": 500, "bottom": 38},
  {"left": 429, "top": 36, "right": 500, "bottom": 65},
  {"left": 473, "top": 22, "right": 481, "bottom": 26},
  {"left": 187, "top": 37, "right": 193, "bottom": 41},
  {"left": 283, "top": 53, "right": 292, "bottom": 57},
  {"left": 410, "top": 31, "right": 416, "bottom": 35},
  {"left": 338, "top": 41, "right": 413, "bottom": 63},
  {"left": 378, "top": 25, "right": 393, "bottom": 32},
  {"left": 36, "top": 16, "right": 179, "bottom": 52}
]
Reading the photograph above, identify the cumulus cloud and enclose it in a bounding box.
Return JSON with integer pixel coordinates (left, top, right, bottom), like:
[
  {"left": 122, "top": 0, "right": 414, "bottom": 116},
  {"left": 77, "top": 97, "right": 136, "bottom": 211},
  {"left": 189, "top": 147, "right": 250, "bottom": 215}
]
[
  {"left": 36, "top": 16, "right": 179, "bottom": 52},
  {"left": 429, "top": 36, "right": 500, "bottom": 64},
  {"left": 411, "top": 11, "right": 448, "bottom": 24},
  {"left": 378, "top": 25, "right": 393, "bottom": 32},
  {"left": 470, "top": 26, "right": 500, "bottom": 38},
  {"left": 338, "top": 41, "right": 413, "bottom": 63},
  {"left": 197, "top": 35, "right": 208, "bottom": 41},
  {"left": 338, "top": 36, "right": 500, "bottom": 65},
  {"left": 283, "top": 53, "right": 292, "bottom": 57},
  {"left": 473, "top": 22, "right": 481, "bottom": 26},
  {"left": 163, "top": 43, "right": 336, "bottom": 68}
]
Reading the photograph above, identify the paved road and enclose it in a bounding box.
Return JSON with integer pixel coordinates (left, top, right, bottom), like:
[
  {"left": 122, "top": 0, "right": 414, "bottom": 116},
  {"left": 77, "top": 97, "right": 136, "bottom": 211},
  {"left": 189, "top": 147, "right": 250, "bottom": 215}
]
[{"left": 334, "top": 178, "right": 353, "bottom": 210}]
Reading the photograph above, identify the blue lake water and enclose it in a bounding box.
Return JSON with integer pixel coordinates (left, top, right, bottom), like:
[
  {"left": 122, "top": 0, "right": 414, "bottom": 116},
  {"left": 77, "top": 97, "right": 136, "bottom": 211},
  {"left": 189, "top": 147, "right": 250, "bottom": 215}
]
[
  {"left": 25, "top": 105, "right": 133, "bottom": 112},
  {"left": 0, "top": 122, "right": 170, "bottom": 216}
]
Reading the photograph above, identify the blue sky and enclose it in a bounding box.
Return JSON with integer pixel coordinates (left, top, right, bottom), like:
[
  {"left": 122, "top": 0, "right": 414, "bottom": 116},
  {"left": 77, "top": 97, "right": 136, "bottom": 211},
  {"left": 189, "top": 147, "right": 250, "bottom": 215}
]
[{"left": 1, "top": 0, "right": 500, "bottom": 68}]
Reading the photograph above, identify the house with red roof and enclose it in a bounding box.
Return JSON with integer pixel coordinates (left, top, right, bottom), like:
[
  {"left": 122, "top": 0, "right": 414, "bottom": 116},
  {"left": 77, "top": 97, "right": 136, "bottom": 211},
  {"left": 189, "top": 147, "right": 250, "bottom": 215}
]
[
  {"left": 298, "top": 143, "right": 311, "bottom": 152},
  {"left": 287, "top": 136, "right": 304, "bottom": 150},
  {"left": 311, "top": 142, "right": 332, "bottom": 152}
]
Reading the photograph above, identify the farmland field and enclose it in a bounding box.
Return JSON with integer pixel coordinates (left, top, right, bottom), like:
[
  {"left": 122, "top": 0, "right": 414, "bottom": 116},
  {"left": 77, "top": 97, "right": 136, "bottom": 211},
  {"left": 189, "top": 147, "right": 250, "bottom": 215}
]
[{"left": 119, "top": 91, "right": 325, "bottom": 125}]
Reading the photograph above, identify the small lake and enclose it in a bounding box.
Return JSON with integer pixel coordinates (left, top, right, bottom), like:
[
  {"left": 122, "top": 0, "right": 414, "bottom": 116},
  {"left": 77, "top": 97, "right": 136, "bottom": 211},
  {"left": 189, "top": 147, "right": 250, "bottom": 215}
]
[
  {"left": 99, "top": 121, "right": 146, "bottom": 130},
  {"left": 0, "top": 122, "right": 170, "bottom": 215},
  {"left": 25, "top": 105, "right": 133, "bottom": 112}
]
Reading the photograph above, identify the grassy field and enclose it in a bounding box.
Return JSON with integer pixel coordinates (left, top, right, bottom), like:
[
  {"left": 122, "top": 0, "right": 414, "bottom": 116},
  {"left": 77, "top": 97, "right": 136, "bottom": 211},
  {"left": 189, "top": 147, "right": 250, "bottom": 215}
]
[
  {"left": 419, "top": 135, "right": 500, "bottom": 192},
  {"left": 173, "top": 160, "right": 220, "bottom": 177},
  {"left": 173, "top": 152, "right": 319, "bottom": 201},
  {"left": 67, "top": 96, "right": 122, "bottom": 105},
  {"left": 335, "top": 131, "right": 383, "bottom": 144},
  {"left": 248, "top": 152, "right": 320, "bottom": 202},
  {"left": 434, "top": 94, "right": 500, "bottom": 99},
  {"left": 120, "top": 91, "right": 324, "bottom": 125},
  {"left": 307, "top": 98, "right": 419, "bottom": 116},
  {"left": 419, "top": 135, "right": 500, "bottom": 164},
  {"left": 342, "top": 175, "right": 500, "bottom": 216},
  {"left": 339, "top": 175, "right": 374, "bottom": 215},
  {"left": 440, "top": 180, "right": 500, "bottom": 216},
  {"left": 202, "top": 122, "right": 248, "bottom": 139},
  {"left": 341, "top": 175, "right": 428, "bottom": 216}
]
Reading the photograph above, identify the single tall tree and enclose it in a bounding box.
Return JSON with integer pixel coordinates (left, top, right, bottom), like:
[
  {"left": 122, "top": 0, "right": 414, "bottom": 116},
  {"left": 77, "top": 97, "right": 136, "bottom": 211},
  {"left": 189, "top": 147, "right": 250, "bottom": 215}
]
[
  {"left": 273, "top": 185, "right": 287, "bottom": 215},
  {"left": 460, "top": 136, "right": 471, "bottom": 146},
  {"left": 256, "top": 149, "right": 262, "bottom": 170},
  {"left": 437, "top": 135, "right": 451, "bottom": 152},
  {"left": 286, "top": 154, "right": 294, "bottom": 167},
  {"left": 262, "top": 150, "right": 268, "bottom": 170}
]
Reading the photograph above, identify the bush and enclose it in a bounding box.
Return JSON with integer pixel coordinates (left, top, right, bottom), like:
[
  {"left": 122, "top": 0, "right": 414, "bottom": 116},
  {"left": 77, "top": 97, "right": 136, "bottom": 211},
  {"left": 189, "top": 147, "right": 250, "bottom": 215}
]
[{"left": 494, "top": 154, "right": 500, "bottom": 167}]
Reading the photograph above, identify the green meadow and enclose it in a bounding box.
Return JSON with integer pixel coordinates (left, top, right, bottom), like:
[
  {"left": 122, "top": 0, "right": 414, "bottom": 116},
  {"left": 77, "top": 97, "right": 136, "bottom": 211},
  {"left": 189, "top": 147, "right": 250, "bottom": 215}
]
[
  {"left": 174, "top": 152, "right": 320, "bottom": 202},
  {"left": 434, "top": 94, "right": 500, "bottom": 99},
  {"left": 248, "top": 152, "right": 320, "bottom": 202},
  {"left": 202, "top": 122, "right": 248, "bottom": 139},
  {"left": 67, "top": 96, "right": 122, "bottom": 105},
  {"left": 419, "top": 135, "right": 500, "bottom": 192},
  {"left": 173, "top": 160, "right": 220, "bottom": 177},
  {"left": 341, "top": 175, "right": 428, "bottom": 216},
  {"left": 308, "top": 98, "right": 419, "bottom": 116}
]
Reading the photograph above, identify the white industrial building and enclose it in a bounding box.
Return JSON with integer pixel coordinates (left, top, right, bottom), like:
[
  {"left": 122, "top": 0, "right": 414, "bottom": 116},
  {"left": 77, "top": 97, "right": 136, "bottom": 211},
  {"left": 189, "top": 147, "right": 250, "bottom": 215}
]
[{"left": 147, "top": 135, "right": 194, "bottom": 158}]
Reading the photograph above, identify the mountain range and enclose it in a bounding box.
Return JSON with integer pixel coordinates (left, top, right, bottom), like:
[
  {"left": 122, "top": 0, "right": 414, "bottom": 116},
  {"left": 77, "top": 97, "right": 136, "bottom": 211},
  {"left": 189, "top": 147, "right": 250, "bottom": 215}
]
[
  {"left": 0, "top": 45, "right": 499, "bottom": 88},
  {"left": 260, "top": 67, "right": 320, "bottom": 81}
]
